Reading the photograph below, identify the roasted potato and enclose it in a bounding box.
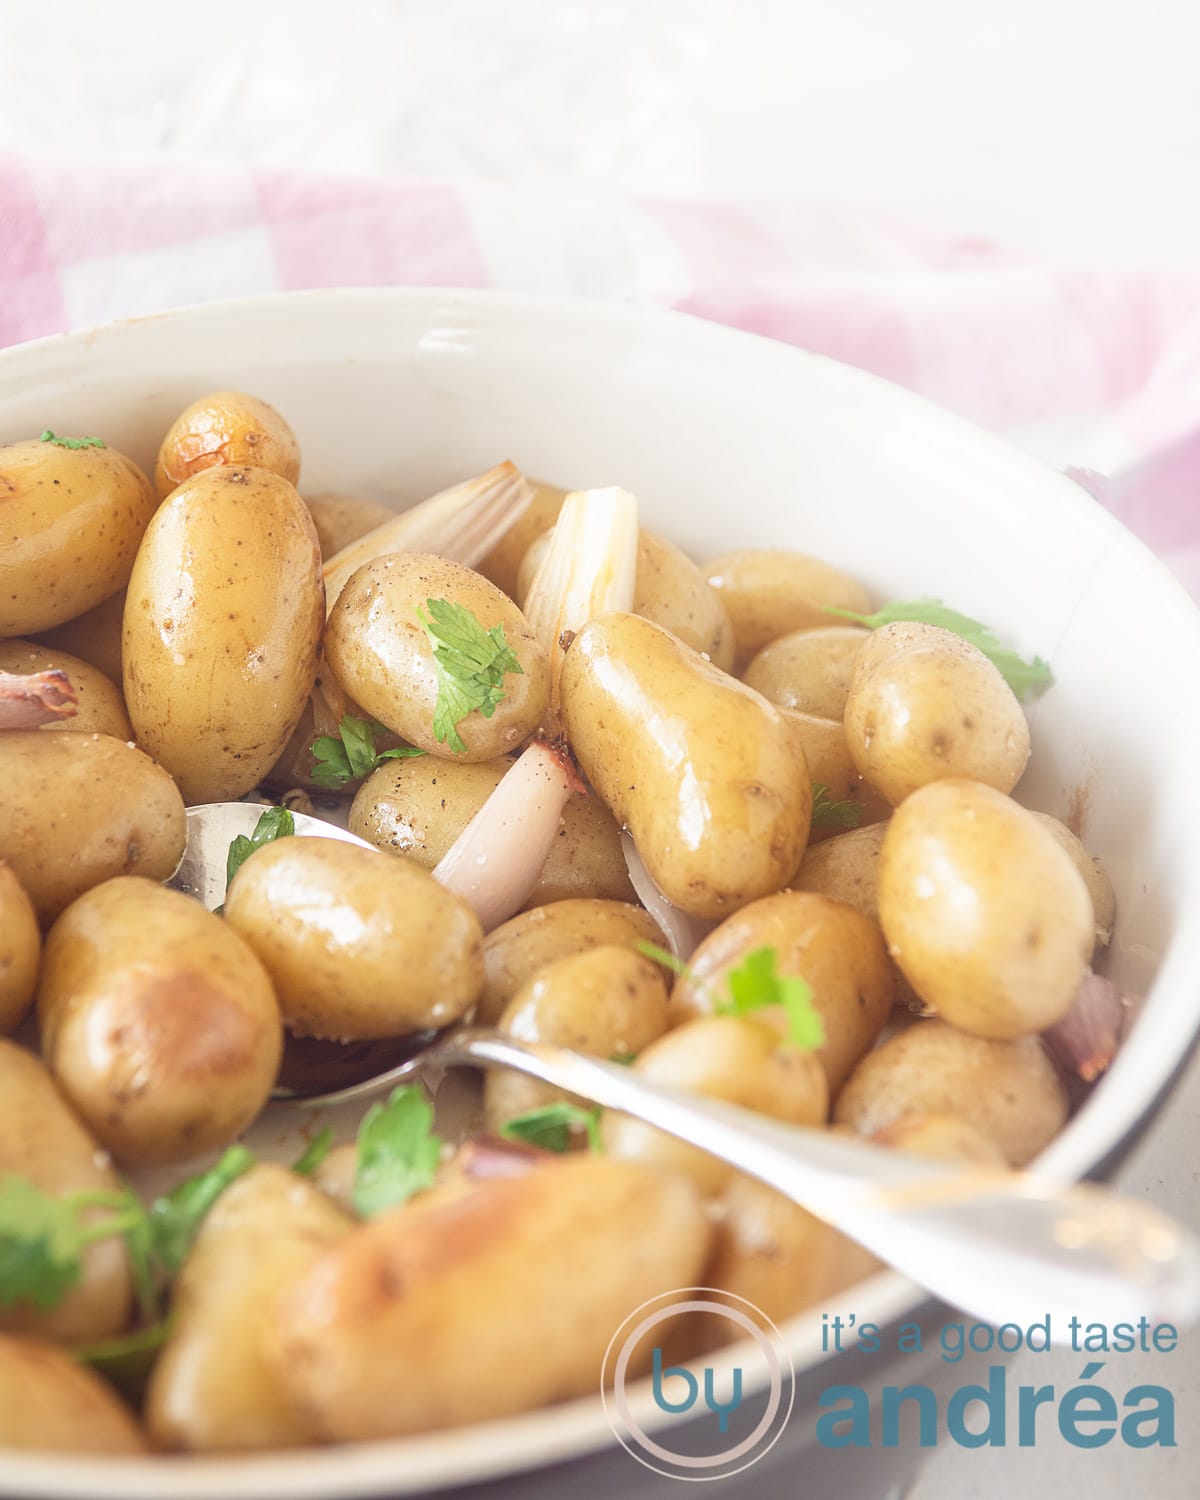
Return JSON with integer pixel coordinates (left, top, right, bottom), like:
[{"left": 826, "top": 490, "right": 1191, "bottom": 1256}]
[
  {"left": 0, "top": 1334, "right": 145, "bottom": 1454},
  {"left": 0, "top": 639, "right": 131, "bottom": 739},
  {"left": 742, "top": 626, "right": 868, "bottom": 719},
  {"left": 0, "top": 863, "right": 39, "bottom": 1033},
  {"left": 154, "top": 390, "right": 300, "bottom": 498},
  {"left": 31, "top": 590, "right": 127, "bottom": 686},
  {"left": 475, "top": 479, "right": 566, "bottom": 600},
  {"left": 1030, "top": 812, "right": 1116, "bottom": 946},
  {"left": 303, "top": 492, "right": 395, "bottom": 560}
]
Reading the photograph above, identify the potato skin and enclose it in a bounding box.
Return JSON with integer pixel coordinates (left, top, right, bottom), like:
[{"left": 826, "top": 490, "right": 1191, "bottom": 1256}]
[
  {"left": 0, "top": 732, "right": 186, "bottom": 925},
  {"left": 871, "top": 1111, "right": 1007, "bottom": 1166},
  {"left": 0, "top": 639, "right": 131, "bottom": 739},
  {"left": 0, "top": 864, "right": 39, "bottom": 1034},
  {"left": 1031, "top": 812, "right": 1116, "bottom": 946},
  {"left": 476, "top": 479, "right": 566, "bottom": 600},
  {"left": 878, "top": 780, "right": 1093, "bottom": 1039},
  {"left": 303, "top": 492, "right": 395, "bottom": 559},
  {"left": 703, "top": 549, "right": 872, "bottom": 671},
  {"left": 146, "top": 1165, "right": 350, "bottom": 1452},
  {"left": 0, "top": 438, "right": 157, "bottom": 635},
  {"left": 833, "top": 1019, "right": 1068, "bottom": 1167},
  {"left": 32, "top": 590, "right": 126, "bottom": 685},
  {"left": 0, "top": 1334, "right": 145, "bottom": 1454},
  {"left": 562, "top": 614, "right": 812, "bottom": 919},
  {"left": 672, "top": 891, "right": 894, "bottom": 1094},
  {"left": 780, "top": 708, "right": 856, "bottom": 802},
  {"left": 325, "top": 552, "right": 549, "bottom": 762},
  {"left": 154, "top": 390, "right": 300, "bottom": 498},
  {"left": 792, "top": 822, "right": 889, "bottom": 920},
  {"left": 224, "top": 837, "right": 484, "bottom": 1040},
  {"left": 37, "top": 877, "right": 282, "bottom": 1166},
  {"left": 123, "top": 465, "right": 324, "bottom": 804},
  {"left": 269, "top": 1156, "right": 712, "bottom": 1438},
  {"left": 478, "top": 899, "right": 664, "bottom": 1025},
  {"left": 349, "top": 754, "right": 635, "bottom": 907},
  {"left": 742, "top": 626, "right": 868, "bottom": 719},
  {"left": 0, "top": 1040, "right": 133, "bottom": 1342}
]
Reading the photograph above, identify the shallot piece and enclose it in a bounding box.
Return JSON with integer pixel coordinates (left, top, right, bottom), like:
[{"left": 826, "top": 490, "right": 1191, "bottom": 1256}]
[
  {"left": 457, "top": 1136, "right": 543, "bottom": 1180},
  {"left": 0, "top": 669, "right": 77, "bottom": 729},
  {"left": 433, "top": 739, "right": 583, "bottom": 931},
  {"left": 1042, "top": 969, "right": 1131, "bottom": 1083},
  {"left": 621, "top": 830, "right": 714, "bottom": 961}
]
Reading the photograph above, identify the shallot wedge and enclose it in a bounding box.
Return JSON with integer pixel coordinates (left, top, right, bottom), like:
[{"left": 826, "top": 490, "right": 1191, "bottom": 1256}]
[
  {"left": 0, "top": 669, "right": 77, "bottom": 729},
  {"left": 621, "top": 831, "right": 714, "bottom": 961},
  {"left": 433, "top": 740, "right": 584, "bottom": 931},
  {"left": 1042, "top": 968, "right": 1131, "bottom": 1083}
]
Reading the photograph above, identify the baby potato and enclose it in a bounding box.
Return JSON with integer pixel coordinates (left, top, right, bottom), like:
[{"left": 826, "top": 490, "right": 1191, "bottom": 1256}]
[
  {"left": 484, "top": 946, "right": 671, "bottom": 1131},
  {"left": 843, "top": 622, "right": 1030, "bottom": 805},
  {"left": 303, "top": 491, "right": 395, "bottom": 559},
  {"left": 0, "top": 732, "right": 186, "bottom": 925},
  {"left": 0, "top": 437, "right": 157, "bottom": 635},
  {"left": 703, "top": 548, "right": 872, "bottom": 671},
  {"left": 742, "top": 626, "right": 869, "bottom": 719},
  {"left": 1030, "top": 812, "right": 1116, "bottom": 946},
  {"left": 32, "top": 590, "right": 126, "bottom": 686},
  {"left": 312, "top": 1144, "right": 360, "bottom": 1216},
  {"left": 223, "top": 837, "right": 484, "bottom": 1040},
  {"left": 672, "top": 891, "right": 894, "bottom": 1095},
  {"left": 0, "top": 1040, "right": 133, "bottom": 1343},
  {"left": 37, "top": 877, "right": 282, "bottom": 1166},
  {"left": 349, "top": 754, "right": 635, "bottom": 907},
  {"left": 154, "top": 390, "right": 300, "bottom": 498},
  {"left": 833, "top": 1019, "right": 1068, "bottom": 1167},
  {"left": 603, "top": 1015, "right": 828, "bottom": 1195},
  {"left": 792, "top": 822, "right": 889, "bottom": 921},
  {"left": 325, "top": 552, "right": 549, "bottom": 762},
  {"left": 0, "top": 864, "right": 39, "bottom": 1033},
  {"left": 0, "top": 639, "right": 131, "bottom": 738},
  {"left": 562, "top": 614, "right": 812, "bottom": 919},
  {"left": 0, "top": 1334, "right": 145, "bottom": 1454},
  {"left": 476, "top": 479, "right": 566, "bottom": 600},
  {"left": 478, "top": 899, "right": 664, "bottom": 1025},
  {"left": 780, "top": 708, "right": 856, "bottom": 803},
  {"left": 871, "top": 1111, "right": 1007, "bottom": 1167},
  {"left": 269, "top": 1155, "right": 711, "bottom": 1438},
  {"left": 146, "top": 1164, "right": 351, "bottom": 1452},
  {"left": 878, "top": 779, "right": 1093, "bottom": 1039},
  {"left": 123, "top": 465, "right": 325, "bottom": 803}
]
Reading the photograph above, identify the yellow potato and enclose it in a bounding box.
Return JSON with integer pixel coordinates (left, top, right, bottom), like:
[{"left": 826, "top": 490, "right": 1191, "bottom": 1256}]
[
  {"left": 671, "top": 891, "right": 894, "bottom": 1094},
  {"left": 325, "top": 552, "right": 549, "bottom": 762},
  {"left": 878, "top": 780, "right": 1093, "bottom": 1038},
  {"left": 870, "top": 1111, "right": 1007, "bottom": 1166},
  {"left": 31, "top": 590, "right": 126, "bottom": 685},
  {"left": 154, "top": 389, "right": 300, "bottom": 498},
  {"left": 146, "top": 1164, "right": 351, "bottom": 1452},
  {"left": 0, "top": 1040, "right": 133, "bottom": 1343},
  {"left": 742, "top": 626, "right": 869, "bottom": 719},
  {"left": 0, "top": 1334, "right": 145, "bottom": 1454},
  {"left": 843, "top": 622, "right": 1030, "bottom": 805},
  {"left": 703, "top": 548, "right": 872, "bottom": 671},
  {"left": 312, "top": 1144, "right": 360, "bottom": 1216},
  {"left": 0, "top": 437, "right": 157, "bottom": 635},
  {"left": 0, "top": 639, "right": 131, "bottom": 738},
  {"left": 780, "top": 707, "right": 856, "bottom": 803},
  {"left": 602, "top": 1015, "right": 828, "bottom": 1194},
  {"left": 0, "top": 732, "right": 186, "bottom": 925},
  {"left": 269, "top": 1156, "right": 711, "bottom": 1438},
  {"left": 349, "top": 754, "right": 635, "bottom": 907},
  {"left": 304, "top": 492, "right": 395, "bottom": 560},
  {"left": 123, "top": 465, "right": 325, "bottom": 803},
  {"left": 224, "top": 837, "right": 484, "bottom": 1040},
  {"left": 478, "top": 899, "right": 664, "bottom": 1025},
  {"left": 0, "top": 864, "right": 39, "bottom": 1034},
  {"left": 562, "top": 614, "right": 812, "bottom": 919},
  {"left": 833, "top": 1019, "right": 1068, "bottom": 1167},
  {"left": 37, "top": 877, "right": 282, "bottom": 1166},
  {"left": 792, "top": 822, "right": 889, "bottom": 921},
  {"left": 475, "top": 479, "right": 566, "bottom": 600},
  {"left": 484, "top": 946, "right": 671, "bottom": 1130},
  {"left": 1030, "top": 812, "right": 1116, "bottom": 946}
]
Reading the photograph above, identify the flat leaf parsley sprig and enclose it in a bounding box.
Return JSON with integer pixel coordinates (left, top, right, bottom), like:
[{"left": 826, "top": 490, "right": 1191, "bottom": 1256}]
[
  {"left": 418, "top": 597, "right": 524, "bottom": 755},
  {"left": 310, "top": 714, "right": 425, "bottom": 790},
  {"left": 637, "top": 941, "right": 826, "bottom": 1050}
]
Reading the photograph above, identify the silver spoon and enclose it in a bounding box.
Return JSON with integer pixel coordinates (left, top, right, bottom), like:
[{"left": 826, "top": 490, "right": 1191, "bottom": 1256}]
[{"left": 173, "top": 801, "right": 1200, "bottom": 1331}]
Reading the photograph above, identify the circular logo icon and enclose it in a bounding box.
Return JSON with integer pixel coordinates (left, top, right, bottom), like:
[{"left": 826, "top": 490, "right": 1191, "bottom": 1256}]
[{"left": 601, "top": 1287, "right": 795, "bottom": 1482}]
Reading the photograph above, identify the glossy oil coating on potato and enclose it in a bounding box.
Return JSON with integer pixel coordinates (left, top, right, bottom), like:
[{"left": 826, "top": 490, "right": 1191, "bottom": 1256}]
[
  {"left": 325, "top": 552, "right": 549, "bottom": 762},
  {"left": 269, "top": 1155, "right": 711, "bottom": 1438},
  {"left": 779, "top": 708, "right": 856, "bottom": 804},
  {"left": 562, "top": 614, "right": 812, "bottom": 919},
  {"left": 671, "top": 891, "right": 894, "bottom": 1094},
  {"left": 0, "top": 1334, "right": 145, "bottom": 1454},
  {"left": 0, "top": 864, "right": 39, "bottom": 1034},
  {"left": 1030, "top": 811, "right": 1116, "bottom": 946},
  {"left": 878, "top": 780, "right": 1093, "bottom": 1039},
  {"left": 0, "top": 639, "right": 131, "bottom": 739},
  {"left": 37, "top": 878, "right": 282, "bottom": 1166},
  {"left": 0, "top": 732, "right": 186, "bottom": 925},
  {"left": 303, "top": 492, "right": 396, "bottom": 560},
  {"left": 146, "top": 1165, "right": 351, "bottom": 1452},
  {"left": 0, "top": 437, "right": 157, "bottom": 635},
  {"left": 834, "top": 1019, "right": 1068, "bottom": 1167},
  {"left": 123, "top": 465, "right": 325, "bottom": 804},
  {"left": 475, "top": 479, "right": 566, "bottom": 600},
  {"left": 742, "top": 626, "right": 868, "bottom": 719},
  {"left": 843, "top": 621, "right": 1031, "bottom": 805},
  {"left": 224, "top": 837, "right": 484, "bottom": 1041},
  {"left": 792, "top": 822, "right": 889, "bottom": 920},
  {"left": 0, "top": 1040, "right": 133, "bottom": 1342},
  {"left": 154, "top": 390, "right": 300, "bottom": 498},
  {"left": 31, "top": 590, "right": 126, "bottom": 686}
]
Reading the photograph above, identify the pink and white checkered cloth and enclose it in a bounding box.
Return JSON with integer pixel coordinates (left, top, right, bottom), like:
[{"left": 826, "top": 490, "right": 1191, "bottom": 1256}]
[{"left": 4, "top": 151, "right": 1199, "bottom": 595}]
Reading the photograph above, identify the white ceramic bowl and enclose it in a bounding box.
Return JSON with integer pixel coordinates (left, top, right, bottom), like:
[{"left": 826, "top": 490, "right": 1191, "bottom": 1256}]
[{"left": 2, "top": 289, "right": 1199, "bottom": 1500}]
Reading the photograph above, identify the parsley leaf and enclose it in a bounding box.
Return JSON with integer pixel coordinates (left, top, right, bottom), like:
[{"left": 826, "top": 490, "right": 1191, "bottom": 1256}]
[
  {"left": 811, "top": 782, "right": 865, "bottom": 830},
  {"left": 418, "top": 598, "right": 524, "bottom": 755},
  {"left": 825, "top": 598, "right": 1052, "bottom": 700},
  {"left": 610, "top": 1051, "right": 637, "bottom": 1066},
  {"left": 310, "top": 714, "right": 425, "bottom": 789},
  {"left": 74, "top": 1319, "right": 172, "bottom": 1402},
  {"left": 353, "top": 1086, "right": 442, "bottom": 1217},
  {"left": 40, "top": 429, "right": 106, "bottom": 450},
  {"left": 225, "top": 806, "right": 295, "bottom": 889},
  {"left": 291, "top": 1128, "right": 334, "bottom": 1177},
  {"left": 0, "top": 1180, "right": 144, "bottom": 1314},
  {"left": 501, "top": 1102, "right": 603, "bottom": 1154},
  {"left": 146, "top": 1145, "right": 256, "bottom": 1277},
  {"left": 718, "top": 947, "right": 826, "bottom": 1050}
]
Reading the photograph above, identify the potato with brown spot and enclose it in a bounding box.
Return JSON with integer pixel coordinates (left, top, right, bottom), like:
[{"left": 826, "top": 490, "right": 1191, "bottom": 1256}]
[
  {"left": 154, "top": 390, "right": 300, "bottom": 498},
  {"left": 0, "top": 864, "right": 39, "bottom": 1033},
  {"left": 37, "top": 878, "right": 282, "bottom": 1166},
  {"left": 304, "top": 492, "right": 395, "bottom": 560},
  {"left": 0, "top": 1334, "right": 146, "bottom": 1454},
  {"left": 742, "top": 626, "right": 868, "bottom": 719},
  {"left": 0, "top": 639, "right": 131, "bottom": 739}
]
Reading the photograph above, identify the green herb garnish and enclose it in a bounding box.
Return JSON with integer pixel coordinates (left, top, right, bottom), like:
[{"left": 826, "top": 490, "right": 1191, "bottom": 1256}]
[
  {"left": 73, "top": 1319, "right": 172, "bottom": 1402},
  {"left": 811, "top": 782, "right": 865, "bottom": 830},
  {"left": 40, "top": 429, "right": 105, "bottom": 450},
  {"left": 225, "top": 806, "right": 295, "bottom": 889},
  {"left": 146, "top": 1146, "right": 256, "bottom": 1278},
  {"left": 291, "top": 1128, "right": 334, "bottom": 1178},
  {"left": 418, "top": 597, "right": 524, "bottom": 755},
  {"left": 353, "top": 1086, "right": 442, "bottom": 1217},
  {"left": 610, "top": 1051, "right": 637, "bottom": 1066},
  {"left": 310, "top": 714, "right": 425, "bottom": 789},
  {"left": 501, "top": 1102, "right": 603, "bottom": 1154}
]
